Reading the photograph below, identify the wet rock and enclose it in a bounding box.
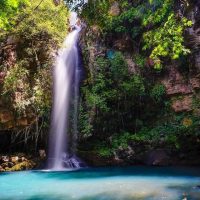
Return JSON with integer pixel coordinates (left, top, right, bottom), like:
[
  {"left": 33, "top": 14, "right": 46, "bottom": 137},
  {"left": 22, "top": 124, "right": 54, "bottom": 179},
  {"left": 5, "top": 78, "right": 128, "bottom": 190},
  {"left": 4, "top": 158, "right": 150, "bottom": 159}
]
[
  {"left": 1, "top": 156, "right": 9, "bottom": 162},
  {"left": 116, "top": 146, "right": 135, "bottom": 163},
  {"left": 144, "top": 149, "right": 170, "bottom": 166},
  {"left": 0, "top": 165, "right": 5, "bottom": 172},
  {"left": 7, "top": 160, "right": 36, "bottom": 171},
  {"left": 171, "top": 95, "right": 193, "bottom": 112},
  {"left": 190, "top": 77, "right": 200, "bottom": 89},
  {"left": 78, "top": 151, "right": 123, "bottom": 167},
  {"left": 165, "top": 84, "right": 193, "bottom": 95},
  {"left": 1, "top": 162, "right": 8, "bottom": 168},
  {"left": 162, "top": 67, "right": 193, "bottom": 96},
  {"left": 18, "top": 156, "right": 26, "bottom": 162},
  {"left": 161, "top": 66, "right": 194, "bottom": 96},
  {"left": 39, "top": 150, "right": 46, "bottom": 160},
  {"left": 10, "top": 156, "right": 19, "bottom": 163},
  {"left": 114, "top": 35, "right": 132, "bottom": 51},
  {"left": 7, "top": 162, "right": 14, "bottom": 168}
]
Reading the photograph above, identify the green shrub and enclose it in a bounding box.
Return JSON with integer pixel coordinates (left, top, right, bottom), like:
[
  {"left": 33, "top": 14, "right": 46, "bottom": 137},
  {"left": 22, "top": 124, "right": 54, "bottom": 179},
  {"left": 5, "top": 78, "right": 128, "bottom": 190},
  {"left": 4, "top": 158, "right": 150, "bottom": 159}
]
[
  {"left": 143, "top": 13, "right": 192, "bottom": 69},
  {"left": 3, "top": 64, "right": 31, "bottom": 113},
  {"left": 12, "top": 0, "right": 69, "bottom": 44},
  {"left": 150, "top": 84, "right": 166, "bottom": 102},
  {"left": 0, "top": 0, "right": 29, "bottom": 32}
]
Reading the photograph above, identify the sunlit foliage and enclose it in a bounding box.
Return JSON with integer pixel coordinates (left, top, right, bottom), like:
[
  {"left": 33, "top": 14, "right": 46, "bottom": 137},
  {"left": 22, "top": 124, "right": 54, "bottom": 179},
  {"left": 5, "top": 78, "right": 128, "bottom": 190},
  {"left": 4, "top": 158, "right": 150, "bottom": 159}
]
[{"left": 0, "top": 0, "right": 29, "bottom": 31}]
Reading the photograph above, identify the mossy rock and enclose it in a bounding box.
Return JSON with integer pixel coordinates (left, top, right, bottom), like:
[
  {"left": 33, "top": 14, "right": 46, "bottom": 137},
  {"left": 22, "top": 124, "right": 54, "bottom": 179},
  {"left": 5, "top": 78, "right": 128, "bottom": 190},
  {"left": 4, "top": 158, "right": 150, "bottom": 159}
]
[{"left": 6, "top": 160, "right": 36, "bottom": 171}]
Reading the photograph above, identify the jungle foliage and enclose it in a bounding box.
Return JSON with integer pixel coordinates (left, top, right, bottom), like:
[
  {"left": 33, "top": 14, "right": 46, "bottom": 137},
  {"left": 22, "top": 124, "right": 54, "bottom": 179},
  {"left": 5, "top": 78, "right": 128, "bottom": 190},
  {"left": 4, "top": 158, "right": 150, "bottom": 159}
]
[
  {"left": 0, "top": 0, "right": 29, "bottom": 31},
  {"left": 78, "top": 0, "right": 200, "bottom": 157},
  {"left": 0, "top": 0, "right": 69, "bottom": 116},
  {"left": 79, "top": 52, "right": 170, "bottom": 140},
  {"left": 0, "top": 0, "right": 199, "bottom": 158},
  {"left": 81, "top": 0, "right": 192, "bottom": 69}
]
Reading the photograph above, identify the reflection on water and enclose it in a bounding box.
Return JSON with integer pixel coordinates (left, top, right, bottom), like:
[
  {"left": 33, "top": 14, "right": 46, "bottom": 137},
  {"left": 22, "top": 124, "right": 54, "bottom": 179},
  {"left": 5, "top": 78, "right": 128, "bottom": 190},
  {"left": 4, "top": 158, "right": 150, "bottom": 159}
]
[{"left": 0, "top": 167, "right": 200, "bottom": 200}]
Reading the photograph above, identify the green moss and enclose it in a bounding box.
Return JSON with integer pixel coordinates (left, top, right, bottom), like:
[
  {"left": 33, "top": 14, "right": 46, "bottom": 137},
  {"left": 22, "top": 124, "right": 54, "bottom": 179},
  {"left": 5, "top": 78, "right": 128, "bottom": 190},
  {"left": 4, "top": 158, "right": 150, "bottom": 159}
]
[
  {"left": 7, "top": 160, "right": 36, "bottom": 171},
  {"left": 0, "top": 0, "right": 29, "bottom": 32}
]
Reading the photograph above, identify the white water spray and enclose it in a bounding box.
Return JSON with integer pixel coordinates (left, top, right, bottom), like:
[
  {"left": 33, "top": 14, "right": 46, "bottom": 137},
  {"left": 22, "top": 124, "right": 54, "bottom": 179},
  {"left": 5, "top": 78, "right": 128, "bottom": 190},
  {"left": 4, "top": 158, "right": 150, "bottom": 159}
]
[{"left": 47, "top": 13, "right": 83, "bottom": 170}]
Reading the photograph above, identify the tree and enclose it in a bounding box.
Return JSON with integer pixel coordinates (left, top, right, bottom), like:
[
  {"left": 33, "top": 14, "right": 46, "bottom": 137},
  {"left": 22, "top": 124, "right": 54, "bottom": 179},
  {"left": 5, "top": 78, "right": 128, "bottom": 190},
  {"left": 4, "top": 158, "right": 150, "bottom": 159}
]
[{"left": 0, "top": 0, "right": 29, "bottom": 31}]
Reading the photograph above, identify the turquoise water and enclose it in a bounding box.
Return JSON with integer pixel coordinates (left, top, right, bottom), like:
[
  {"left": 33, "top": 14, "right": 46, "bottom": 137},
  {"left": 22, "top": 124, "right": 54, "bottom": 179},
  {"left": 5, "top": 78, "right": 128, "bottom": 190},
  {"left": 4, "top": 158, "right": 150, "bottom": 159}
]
[{"left": 0, "top": 167, "right": 200, "bottom": 200}]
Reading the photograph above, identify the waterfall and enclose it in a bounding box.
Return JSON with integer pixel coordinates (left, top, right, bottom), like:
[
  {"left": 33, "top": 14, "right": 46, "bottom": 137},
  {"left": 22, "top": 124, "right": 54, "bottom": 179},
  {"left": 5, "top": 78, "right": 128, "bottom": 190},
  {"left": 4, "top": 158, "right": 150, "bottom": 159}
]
[{"left": 47, "top": 13, "right": 83, "bottom": 170}]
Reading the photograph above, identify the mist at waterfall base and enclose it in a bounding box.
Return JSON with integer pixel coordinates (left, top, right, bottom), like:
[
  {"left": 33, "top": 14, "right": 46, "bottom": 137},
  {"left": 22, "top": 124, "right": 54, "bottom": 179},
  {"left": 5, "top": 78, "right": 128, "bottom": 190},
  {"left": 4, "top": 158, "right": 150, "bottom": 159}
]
[{"left": 47, "top": 13, "right": 84, "bottom": 170}]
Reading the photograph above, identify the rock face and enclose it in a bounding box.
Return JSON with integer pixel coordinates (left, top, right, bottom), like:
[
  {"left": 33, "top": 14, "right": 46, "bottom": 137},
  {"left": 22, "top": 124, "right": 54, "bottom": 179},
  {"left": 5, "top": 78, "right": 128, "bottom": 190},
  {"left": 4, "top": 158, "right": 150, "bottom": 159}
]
[
  {"left": 39, "top": 149, "right": 46, "bottom": 160},
  {"left": 113, "top": 35, "right": 133, "bottom": 51},
  {"left": 158, "top": 1, "right": 200, "bottom": 114},
  {"left": 161, "top": 66, "right": 200, "bottom": 113},
  {"left": 171, "top": 95, "right": 193, "bottom": 112},
  {"left": 0, "top": 24, "right": 53, "bottom": 131},
  {"left": 0, "top": 154, "right": 36, "bottom": 172}
]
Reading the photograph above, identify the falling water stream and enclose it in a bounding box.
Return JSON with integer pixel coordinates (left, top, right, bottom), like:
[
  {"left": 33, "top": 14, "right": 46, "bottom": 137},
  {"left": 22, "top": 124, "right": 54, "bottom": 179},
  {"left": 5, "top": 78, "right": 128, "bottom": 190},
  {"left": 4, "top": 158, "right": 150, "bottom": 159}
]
[{"left": 47, "top": 13, "right": 83, "bottom": 170}]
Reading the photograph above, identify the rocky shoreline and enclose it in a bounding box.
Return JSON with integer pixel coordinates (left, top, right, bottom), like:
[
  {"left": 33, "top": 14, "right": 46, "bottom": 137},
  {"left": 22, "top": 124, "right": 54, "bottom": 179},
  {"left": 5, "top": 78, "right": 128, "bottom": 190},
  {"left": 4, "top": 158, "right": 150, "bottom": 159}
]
[
  {"left": 0, "top": 154, "right": 40, "bottom": 172},
  {"left": 1, "top": 147, "right": 200, "bottom": 172}
]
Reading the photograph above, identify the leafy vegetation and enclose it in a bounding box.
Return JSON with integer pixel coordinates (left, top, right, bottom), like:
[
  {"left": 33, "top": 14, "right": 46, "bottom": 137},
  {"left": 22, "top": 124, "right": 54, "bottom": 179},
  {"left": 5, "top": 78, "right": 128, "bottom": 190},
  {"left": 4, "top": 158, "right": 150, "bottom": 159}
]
[
  {"left": 0, "top": 0, "right": 29, "bottom": 31},
  {"left": 1, "top": 0, "right": 69, "bottom": 116},
  {"left": 150, "top": 84, "right": 166, "bottom": 102},
  {"left": 0, "top": 0, "right": 199, "bottom": 165},
  {"left": 80, "top": 52, "right": 146, "bottom": 137},
  {"left": 81, "top": 0, "right": 192, "bottom": 69},
  {"left": 95, "top": 114, "right": 200, "bottom": 157},
  {"left": 77, "top": 0, "right": 200, "bottom": 160},
  {"left": 143, "top": 13, "right": 192, "bottom": 69}
]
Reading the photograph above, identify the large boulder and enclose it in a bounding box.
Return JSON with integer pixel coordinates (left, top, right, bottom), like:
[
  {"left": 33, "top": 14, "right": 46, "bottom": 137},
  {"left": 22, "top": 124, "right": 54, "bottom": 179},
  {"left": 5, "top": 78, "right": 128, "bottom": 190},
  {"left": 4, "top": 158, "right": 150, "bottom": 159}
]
[
  {"left": 162, "top": 66, "right": 193, "bottom": 96},
  {"left": 144, "top": 149, "right": 170, "bottom": 166},
  {"left": 190, "top": 76, "right": 200, "bottom": 89}
]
